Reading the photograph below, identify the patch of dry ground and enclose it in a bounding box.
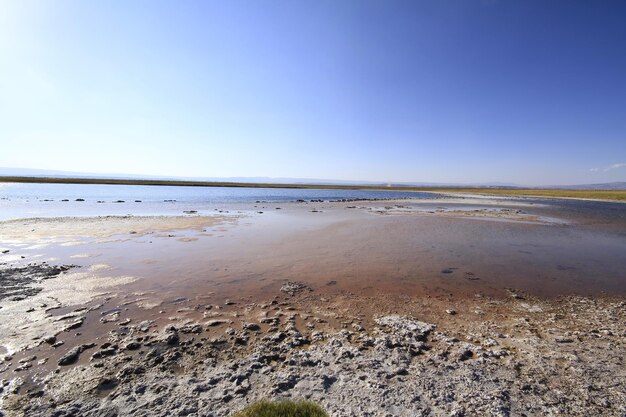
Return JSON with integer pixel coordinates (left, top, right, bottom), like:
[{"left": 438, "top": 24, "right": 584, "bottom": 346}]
[{"left": 1, "top": 283, "right": 624, "bottom": 417}]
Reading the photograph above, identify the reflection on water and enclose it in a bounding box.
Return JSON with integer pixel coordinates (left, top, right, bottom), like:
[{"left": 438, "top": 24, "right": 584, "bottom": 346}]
[
  {"left": 2, "top": 183, "right": 625, "bottom": 301},
  {"left": 0, "top": 183, "right": 439, "bottom": 220},
  {"left": 3, "top": 200, "right": 626, "bottom": 301}
]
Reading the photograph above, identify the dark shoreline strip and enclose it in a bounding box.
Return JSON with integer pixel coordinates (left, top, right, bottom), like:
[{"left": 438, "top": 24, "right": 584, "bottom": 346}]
[{"left": 1, "top": 176, "right": 625, "bottom": 201}]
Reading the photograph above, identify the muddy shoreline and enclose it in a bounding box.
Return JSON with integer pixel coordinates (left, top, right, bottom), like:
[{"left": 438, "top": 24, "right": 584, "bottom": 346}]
[
  {"left": 1, "top": 197, "right": 625, "bottom": 416},
  {"left": 1, "top": 281, "right": 624, "bottom": 416}
]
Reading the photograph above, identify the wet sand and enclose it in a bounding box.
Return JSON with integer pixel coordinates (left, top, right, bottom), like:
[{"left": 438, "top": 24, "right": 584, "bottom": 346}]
[
  {"left": 0, "top": 214, "right": 236, "bottom": 241},
  {"left": 1, "top": 196, "right": 625, "bottom": 416}
]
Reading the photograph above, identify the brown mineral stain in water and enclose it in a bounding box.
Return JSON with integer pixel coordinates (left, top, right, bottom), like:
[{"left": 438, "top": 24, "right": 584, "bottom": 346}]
[{"left": 19, "top": 203, "right": 625, "bottom": 305}]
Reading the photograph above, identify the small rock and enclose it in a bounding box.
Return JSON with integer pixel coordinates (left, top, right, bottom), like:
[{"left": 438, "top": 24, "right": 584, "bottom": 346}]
[
  {"left": 14, "top": 362, "right": 32, "bottom": 372},
  {"left": 43, "top": 336, "right": 57, "bottom": 345},
  {"left": 180, "top": 324, "right": 203, "bottom": 334},
  {"left": 206, "top": 319, "right": 228, "bottom": 327},
  {"left": 58, "top": 345, "right": 89, "bottom": 366},
  {"left": 91, "top": 347, "right": 117, "bottom": 359},
  {"left": 165, "top": 333, "right": 180, "bottom": 346},
  {"left": 64, "top": 317, "right": 85, "bottom": 331},
  {"left": 375, "top": 315, "right": 436, "bottom": 340},
  {"left": 100, "top": 312, "right": 120, "bottom": 323},
  {"left": 125, "top": 342, "right": 141, "bottom": 351},
  {"left": 242, "top": 323, "right": 261, "bottom": 331},
  {"left": 280, "top": 281, "right": 310, "bottom": 296},
  {"left": 138, "top": 320, "right": 153, "bottom": 332},
  {"left": 351, "top": 323, "right": 365, "bottom": 332}
]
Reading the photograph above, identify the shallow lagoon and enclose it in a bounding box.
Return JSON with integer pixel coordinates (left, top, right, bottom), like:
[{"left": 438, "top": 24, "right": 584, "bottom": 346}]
[{"left": 0, "top": 182, "right": 438, "bottom": 220}]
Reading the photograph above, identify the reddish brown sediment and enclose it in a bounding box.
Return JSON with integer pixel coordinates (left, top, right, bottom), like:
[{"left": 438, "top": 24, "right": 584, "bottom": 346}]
[
  {"left": 1, "top": 197, "right": 625, "bottom": 416},
  {"left": 1, "top": 199, "right": 625, "bottom": 351}
]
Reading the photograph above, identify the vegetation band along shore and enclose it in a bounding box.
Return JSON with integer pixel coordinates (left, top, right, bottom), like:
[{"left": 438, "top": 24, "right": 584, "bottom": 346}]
[{"left": 1, "top": 176, "right": 625, "bottom": 202}]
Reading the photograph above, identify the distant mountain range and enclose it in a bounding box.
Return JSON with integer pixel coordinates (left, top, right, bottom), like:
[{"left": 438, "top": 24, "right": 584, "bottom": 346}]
[
  {"left": 543, "top": 182, "right": 626, "bottom": 190},
  {"left": 0, "top": 167, "right": 625, "bottom": 190}
]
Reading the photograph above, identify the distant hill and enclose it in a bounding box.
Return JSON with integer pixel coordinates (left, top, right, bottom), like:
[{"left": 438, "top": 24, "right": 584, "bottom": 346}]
[
  {"left": 0, "top": 167, "right": 376, "bottom": 185},
  {"left": 544, "top": 182, "right": 626, "bottom": 191},
  {"left": 0, "top": 167, "right": 511, "bottom": 187},
  {"left": 0, "top": 167, "right": 624, "bottom": 190}
]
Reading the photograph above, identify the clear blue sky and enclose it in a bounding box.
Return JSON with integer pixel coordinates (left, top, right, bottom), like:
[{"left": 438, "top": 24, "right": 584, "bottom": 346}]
[{"left": 1, "top": 0, "right": 625, "bottom": 185}]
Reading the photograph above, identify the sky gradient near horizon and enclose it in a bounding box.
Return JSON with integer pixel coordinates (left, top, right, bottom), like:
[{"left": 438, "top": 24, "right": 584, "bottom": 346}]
[{"left": 1, "top": 0, "right": 625, "bottom": 185}]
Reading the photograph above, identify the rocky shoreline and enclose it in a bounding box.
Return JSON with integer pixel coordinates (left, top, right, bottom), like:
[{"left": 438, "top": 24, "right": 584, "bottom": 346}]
[
  {"left": 2, "top": 199, "right": 625, "bottom": 417},
  {"left": 0, "top": 264, "right": 77, "bottom": 302},
  {"left": 1, "top": 278, "right": 624, "bottom": 417}
]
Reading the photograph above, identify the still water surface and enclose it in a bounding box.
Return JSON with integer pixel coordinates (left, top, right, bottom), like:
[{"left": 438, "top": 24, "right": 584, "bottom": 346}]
[{"left": 0, "top": 183, "right": 437, "bottom": 220}]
